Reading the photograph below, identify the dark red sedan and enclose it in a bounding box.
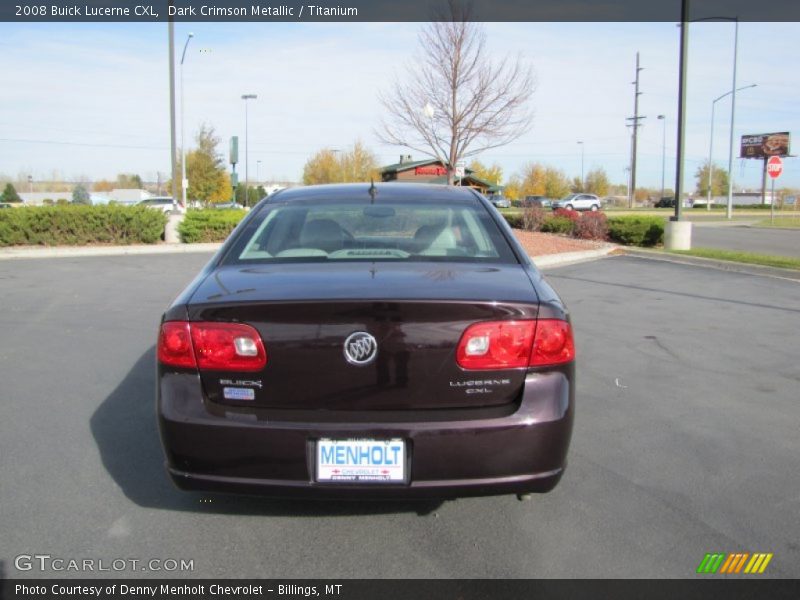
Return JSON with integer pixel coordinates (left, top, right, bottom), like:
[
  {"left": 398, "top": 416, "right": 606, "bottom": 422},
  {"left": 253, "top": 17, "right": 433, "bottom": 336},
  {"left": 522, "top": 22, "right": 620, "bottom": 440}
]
[{"left": 157, "top": 183, "right": 575, "bottom": 499}]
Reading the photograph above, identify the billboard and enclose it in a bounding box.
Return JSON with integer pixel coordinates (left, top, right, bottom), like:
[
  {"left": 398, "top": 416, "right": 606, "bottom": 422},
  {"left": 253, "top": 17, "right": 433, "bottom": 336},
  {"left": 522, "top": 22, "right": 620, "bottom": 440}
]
[{"left": 740, "top": 132, "right": 791, "bottom": 159}]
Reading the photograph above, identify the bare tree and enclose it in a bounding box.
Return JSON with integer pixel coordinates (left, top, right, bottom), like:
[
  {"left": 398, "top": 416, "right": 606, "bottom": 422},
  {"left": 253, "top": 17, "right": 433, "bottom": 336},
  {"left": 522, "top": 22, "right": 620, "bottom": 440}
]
[{"left": 378, "top": 1, "right": 534, "bottom": 184}]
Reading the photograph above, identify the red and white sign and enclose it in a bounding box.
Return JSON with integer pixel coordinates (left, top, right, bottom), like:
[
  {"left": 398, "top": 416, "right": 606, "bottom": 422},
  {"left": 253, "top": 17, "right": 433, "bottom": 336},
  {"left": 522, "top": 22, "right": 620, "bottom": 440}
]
[
  {"left": 415, "top": 165, "right": 447, "bottom": 176},
  {"left": 767, "top": 156, "right": 783, "bottom": 179}
]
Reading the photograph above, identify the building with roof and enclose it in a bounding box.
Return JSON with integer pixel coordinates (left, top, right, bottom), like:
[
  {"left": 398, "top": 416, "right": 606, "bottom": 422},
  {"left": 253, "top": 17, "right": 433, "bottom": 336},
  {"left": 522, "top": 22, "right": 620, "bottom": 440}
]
[{"left": 380, "top": 155, "right": 504, "bottom": 195}]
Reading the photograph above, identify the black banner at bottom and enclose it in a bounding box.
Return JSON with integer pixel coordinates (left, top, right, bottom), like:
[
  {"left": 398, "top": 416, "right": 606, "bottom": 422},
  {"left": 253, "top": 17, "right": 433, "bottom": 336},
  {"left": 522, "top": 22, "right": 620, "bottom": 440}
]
[{"left": 3, "top": 580, "right": 800, "bottom": 600}]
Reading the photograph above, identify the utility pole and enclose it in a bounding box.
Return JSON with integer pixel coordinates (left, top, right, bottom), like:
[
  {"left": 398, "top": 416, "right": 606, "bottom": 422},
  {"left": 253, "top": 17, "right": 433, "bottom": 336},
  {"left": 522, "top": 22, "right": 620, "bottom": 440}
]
[
  {"left": 626, "top": 52, "right": 645, "bottom": 208},
  {"left": 168, "top": 21, "right": 179, "bottom": 207}
]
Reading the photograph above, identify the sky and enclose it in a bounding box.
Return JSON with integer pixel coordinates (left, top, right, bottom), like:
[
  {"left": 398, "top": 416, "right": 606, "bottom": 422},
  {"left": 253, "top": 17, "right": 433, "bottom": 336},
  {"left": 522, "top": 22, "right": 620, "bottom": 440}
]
[{"left": 0, "top": 20, "right": 798, "bottom": 192}]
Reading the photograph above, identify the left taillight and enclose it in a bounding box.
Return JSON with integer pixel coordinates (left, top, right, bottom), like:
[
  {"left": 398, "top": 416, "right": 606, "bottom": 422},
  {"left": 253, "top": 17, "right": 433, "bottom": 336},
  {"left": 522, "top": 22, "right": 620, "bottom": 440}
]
[
  {"left": 158, "top": 321, "right": 196, "bottom": 368},
  {"left": 157, "top": 321, "right": 267, "bottom": 372}
]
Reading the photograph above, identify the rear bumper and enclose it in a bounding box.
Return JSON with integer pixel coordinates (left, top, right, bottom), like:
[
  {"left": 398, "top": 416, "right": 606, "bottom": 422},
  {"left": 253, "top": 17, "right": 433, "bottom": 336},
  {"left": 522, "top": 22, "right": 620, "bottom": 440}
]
[{"left": 157, "top": 368, "right": 574, "bottom": 499}]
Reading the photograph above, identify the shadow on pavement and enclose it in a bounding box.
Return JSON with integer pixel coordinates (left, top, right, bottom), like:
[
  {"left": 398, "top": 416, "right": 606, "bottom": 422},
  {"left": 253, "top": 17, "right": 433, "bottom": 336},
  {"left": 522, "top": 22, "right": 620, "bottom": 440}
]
[{"left": 90, "top": 347, "right": 442, "bottom": 517}]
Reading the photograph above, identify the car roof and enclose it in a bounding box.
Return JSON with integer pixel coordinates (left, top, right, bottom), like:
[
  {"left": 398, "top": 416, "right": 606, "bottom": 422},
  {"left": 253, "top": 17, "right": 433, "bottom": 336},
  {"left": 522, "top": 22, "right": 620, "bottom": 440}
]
[{"left": 266, "top": 183, "right": 483, "bottom": 205}]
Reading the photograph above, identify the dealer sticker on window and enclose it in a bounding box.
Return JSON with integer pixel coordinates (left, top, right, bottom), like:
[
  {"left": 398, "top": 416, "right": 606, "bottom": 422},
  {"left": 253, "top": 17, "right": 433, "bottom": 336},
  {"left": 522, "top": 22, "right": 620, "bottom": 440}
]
[{"left": 316, "top": 438, "right": 406, "bottom": 483}]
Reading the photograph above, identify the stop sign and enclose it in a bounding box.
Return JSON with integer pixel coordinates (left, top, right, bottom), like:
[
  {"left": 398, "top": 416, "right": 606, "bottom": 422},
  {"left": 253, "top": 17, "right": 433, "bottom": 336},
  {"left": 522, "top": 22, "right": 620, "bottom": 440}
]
[{"left": 767, "top": 156, "right": 783, "bottom": 179}]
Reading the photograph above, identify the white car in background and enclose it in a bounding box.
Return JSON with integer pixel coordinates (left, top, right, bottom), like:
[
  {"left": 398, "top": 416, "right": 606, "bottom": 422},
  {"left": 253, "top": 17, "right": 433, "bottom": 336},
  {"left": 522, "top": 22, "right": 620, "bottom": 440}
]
[
  {"left": 137, "top": 197, "right": 179, "bottom": 213},
  {"left": 552, "top": 193, "right": 602, "bottom": 211}
]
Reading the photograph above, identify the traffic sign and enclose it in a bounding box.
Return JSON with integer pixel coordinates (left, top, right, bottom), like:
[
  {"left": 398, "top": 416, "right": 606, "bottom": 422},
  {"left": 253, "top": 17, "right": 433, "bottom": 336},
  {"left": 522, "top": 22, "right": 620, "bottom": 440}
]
[{"left": 767, "top": 156, "right": 783, "bottom": 179}]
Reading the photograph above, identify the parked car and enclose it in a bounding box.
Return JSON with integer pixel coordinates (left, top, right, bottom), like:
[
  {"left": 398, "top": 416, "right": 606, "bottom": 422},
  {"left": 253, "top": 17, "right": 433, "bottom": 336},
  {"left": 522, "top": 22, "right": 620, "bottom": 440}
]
[
  {"left": 157, "top": 183, "right": 576, "bottom": 500},
  {"left": 552, "top": 193, "right": 601, "bottom": 211},
  {"left": 489, "top": 195, "right": 511, "bottom": 209},
  {"left": 523, "top": 195, "right": 552, "bottom": 208},
  {"left": 654, "top": 197, "right": 676, "bottom": 208},
  {"left": 0, "top": 203, "right": 12, "bottom": 209},
  {"left": 137, "top": 197, "right": 178, "bottom": 213},
  {"left": 211, "top": 202, "right": 245, "bottom": 210}
]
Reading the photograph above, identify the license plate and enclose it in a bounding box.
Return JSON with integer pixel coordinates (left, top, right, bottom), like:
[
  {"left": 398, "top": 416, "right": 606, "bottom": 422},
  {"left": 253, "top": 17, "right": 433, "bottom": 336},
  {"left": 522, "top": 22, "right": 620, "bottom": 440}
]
[{"left": 316, "top": 438, "right": 406, "bottom": 484}]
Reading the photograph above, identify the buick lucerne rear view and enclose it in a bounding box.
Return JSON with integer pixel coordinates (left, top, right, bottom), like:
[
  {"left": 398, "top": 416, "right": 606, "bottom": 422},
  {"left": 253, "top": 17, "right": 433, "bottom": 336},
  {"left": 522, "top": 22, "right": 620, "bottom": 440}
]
[{"left": 157, "top": 183, "right": 575, "bottom": 499}]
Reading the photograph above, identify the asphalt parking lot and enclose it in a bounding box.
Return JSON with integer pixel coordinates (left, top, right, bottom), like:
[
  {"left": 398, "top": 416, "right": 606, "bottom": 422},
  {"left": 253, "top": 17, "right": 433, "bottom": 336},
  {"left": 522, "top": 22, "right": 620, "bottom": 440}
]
[
  {"left": 692, "top": 224, "right": 800, "bottom": 258},
  {"left": 1, "top": 253, "right": 798, "bottom": 579}
]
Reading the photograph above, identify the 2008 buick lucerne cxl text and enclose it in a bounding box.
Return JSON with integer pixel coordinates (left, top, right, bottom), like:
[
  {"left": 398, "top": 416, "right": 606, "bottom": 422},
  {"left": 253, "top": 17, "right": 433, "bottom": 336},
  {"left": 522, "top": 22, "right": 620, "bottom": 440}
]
[{"left": 157, "top": 183, "right": 575, "bottom": 500}]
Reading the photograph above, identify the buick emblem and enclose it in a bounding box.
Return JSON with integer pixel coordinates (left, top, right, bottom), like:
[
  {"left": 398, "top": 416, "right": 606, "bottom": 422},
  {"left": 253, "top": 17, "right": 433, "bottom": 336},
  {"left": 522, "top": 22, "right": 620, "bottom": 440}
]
[{"left": 344, "top": 332, "right": 378, "bottom": 365}]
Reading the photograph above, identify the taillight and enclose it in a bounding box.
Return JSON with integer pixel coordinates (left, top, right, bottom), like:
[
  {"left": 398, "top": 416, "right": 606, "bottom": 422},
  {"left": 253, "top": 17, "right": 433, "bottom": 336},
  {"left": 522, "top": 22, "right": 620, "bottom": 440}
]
[
  {"left": 158, "top": 321, "right": 196, "bottom": 368},
  {"left": 456, "top": 320, "right": 536, "bottom": 370},
  {"left": 157, "top": 321, "right": 267, "bottom": 371},
  {"left": 190, "top": 322, "right": 267, "bottom": 371},
  {"left": 456, "top": 319, "right": 575, "bottom": 370},
  {"left": 529, "top": 319, "right": 575, "bottom": 367}
]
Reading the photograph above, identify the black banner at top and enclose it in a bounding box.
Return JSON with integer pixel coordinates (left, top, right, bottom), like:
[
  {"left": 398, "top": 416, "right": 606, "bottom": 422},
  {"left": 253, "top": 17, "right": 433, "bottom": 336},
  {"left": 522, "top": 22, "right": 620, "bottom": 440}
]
[{"left": 3, "top": 0, "right": 800, "bottom": 22}]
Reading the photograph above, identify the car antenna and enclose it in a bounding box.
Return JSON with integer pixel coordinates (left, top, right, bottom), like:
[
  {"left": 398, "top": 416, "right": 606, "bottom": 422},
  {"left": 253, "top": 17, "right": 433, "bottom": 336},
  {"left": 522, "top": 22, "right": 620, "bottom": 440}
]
[{"left": 368, "top": 179, "right": 378, "bottom": 203}]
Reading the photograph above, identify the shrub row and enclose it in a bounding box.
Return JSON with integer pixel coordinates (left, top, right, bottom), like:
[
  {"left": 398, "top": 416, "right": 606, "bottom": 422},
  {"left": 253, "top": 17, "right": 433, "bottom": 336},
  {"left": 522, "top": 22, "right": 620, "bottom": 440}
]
[
  {"left": 606, "top": 216, "right": 664, "bottom": 246},
  {"left": 506, "top": 207, "right": 610, "bottom": 242},
  {"left": 0, "top": 205, "right": 167, "bottom": 246},
  {"left": 502, "top": 208, "right": 665, "bottom": 246},
  {"left": 178, "top": 209, "right": 246, "bottom": 243}
]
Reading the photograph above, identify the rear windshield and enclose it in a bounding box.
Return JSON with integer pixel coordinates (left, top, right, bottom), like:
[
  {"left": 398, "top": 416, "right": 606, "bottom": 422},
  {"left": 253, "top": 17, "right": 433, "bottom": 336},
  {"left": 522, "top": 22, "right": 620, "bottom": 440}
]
[{"left": 222, "top": 198, "right": 518, "bottom": 265}]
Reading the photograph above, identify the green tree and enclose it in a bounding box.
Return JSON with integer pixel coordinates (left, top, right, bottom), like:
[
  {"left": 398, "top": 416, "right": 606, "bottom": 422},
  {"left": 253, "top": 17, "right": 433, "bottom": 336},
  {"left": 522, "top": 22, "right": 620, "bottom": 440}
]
[
  {"left": 468, "top": 160, "right": 503, "bottom": 185},
  {"left": 695, "top": 161, "right": 729, "bottom": 197},
  {"left": 302, "top": 141, "right": 378, "bottom": 185},
  {"left": 570, "top": 176, "right": 584, "bottom": 193},
  {"left": 1, "top": 183, "right": 22, "bottom": 203},
  {"left": 234, "top": 184, "right": 267, "bottom": 207},
  {"left": 180, "top": 124, "right": 231, "bottom": 204},
  {"left": 71, "top": 184, "right": 92, "bottom": 205},
  {"left": 584, "top": 167, "right": 610, "bottom": 196},
  {"left": 116, "top": 173, "right": 143, "bottom": 189}
]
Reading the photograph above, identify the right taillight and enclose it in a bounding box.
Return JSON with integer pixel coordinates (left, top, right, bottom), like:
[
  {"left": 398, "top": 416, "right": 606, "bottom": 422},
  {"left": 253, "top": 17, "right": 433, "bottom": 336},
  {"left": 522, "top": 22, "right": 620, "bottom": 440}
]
[
  {"left": 529, "top": 319, "right": 575, "bottom": 367},
  {"left": 157, "top": 321, "right": 267, "bottom": 371},
  {"left": 456, "top": 319, "right": 574, "bottom": 370}
]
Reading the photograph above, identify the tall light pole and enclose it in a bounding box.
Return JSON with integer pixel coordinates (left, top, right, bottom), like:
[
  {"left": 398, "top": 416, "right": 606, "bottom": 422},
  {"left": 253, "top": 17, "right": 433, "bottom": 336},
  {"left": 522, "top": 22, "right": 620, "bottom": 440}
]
[
  {"left": 180, "top": 32, "right": 193, "bottom": 209},
  {"left": 168, "top": 22, "right": 178, "bottom": 208},
  {"left": 577, "top": 141, "right": 584, "bottom": 190},
  {"left": 657, "top": 115, "right": 666, "bottom": 202},
  {"left": 706, "top": 83, "right": 757, "bottom": 210},
  {"left": 256, "top": 160, "right": 262, "bottom": 185},
  {"left": 673, "top": 0, "right": 689, "bottom": 224},
  {"left": 726, "top": 19, "right": 739, "bottom": 220},
  {"left": 241, "top": 94, "right": 257, "bottom": 206}
]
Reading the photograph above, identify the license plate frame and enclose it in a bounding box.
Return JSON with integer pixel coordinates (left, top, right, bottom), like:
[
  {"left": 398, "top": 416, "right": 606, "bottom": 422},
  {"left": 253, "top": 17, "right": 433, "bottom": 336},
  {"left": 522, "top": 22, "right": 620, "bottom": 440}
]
[{"left": 315, "top": 438, "right": 408, "bottom": 484}]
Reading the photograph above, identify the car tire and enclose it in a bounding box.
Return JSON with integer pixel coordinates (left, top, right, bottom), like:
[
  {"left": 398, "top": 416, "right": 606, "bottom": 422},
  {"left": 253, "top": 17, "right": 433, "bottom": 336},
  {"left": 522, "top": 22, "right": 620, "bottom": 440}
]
[
  {"left": 565, "top": 204, "right": 573, "bottom": 210},
  {"left": 591, "top": 204, "right": 599, "bottom": 211}
]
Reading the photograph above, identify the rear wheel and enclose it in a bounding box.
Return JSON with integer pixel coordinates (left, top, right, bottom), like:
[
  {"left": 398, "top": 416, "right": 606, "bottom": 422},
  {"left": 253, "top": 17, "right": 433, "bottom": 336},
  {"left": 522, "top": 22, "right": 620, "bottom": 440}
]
[{"left": 591, "top": 204, "right": 599, "bottom": 211}]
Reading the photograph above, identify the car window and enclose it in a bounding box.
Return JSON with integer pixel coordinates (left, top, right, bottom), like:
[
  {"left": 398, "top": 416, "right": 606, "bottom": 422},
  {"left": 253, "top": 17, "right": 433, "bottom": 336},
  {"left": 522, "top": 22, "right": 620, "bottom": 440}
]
[{"left": 223, "top": 199, "right": 517, "bottom": 265}]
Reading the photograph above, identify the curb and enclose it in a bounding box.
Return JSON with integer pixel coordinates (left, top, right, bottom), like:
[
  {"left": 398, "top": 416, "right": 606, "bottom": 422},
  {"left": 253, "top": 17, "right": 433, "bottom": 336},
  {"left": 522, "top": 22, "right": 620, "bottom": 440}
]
[
  {"left": 0, "top": 243, "right": 222, "bottom": 261},
  {"left": 532, "top": 245, "right": 617, "bottom": 269},
  {"left": 623, "top": 247, "right": 800, "bottom": 282}
]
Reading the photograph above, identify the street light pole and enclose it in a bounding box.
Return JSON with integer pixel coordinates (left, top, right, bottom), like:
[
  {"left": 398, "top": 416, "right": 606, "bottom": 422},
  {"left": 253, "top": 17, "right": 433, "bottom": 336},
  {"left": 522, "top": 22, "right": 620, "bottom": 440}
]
[
  {"left": 657, "top": 115, "right": 666, "bottom": 203},
  {"left": 180, "top": 32, "right": 193, "bottom": 209},
  {"left": 168, "top": 22, "right": 179, "bottom": 208},
  {"left": 241, "top": 94, "right": 257, "bottom": 206},
  {"left": 256, "top": 160, "right": 261, "bottom": 185},
  {"left": 707, "top": 83, "right": 756, "bottom": 211},
  {"left": 577, "top": 141, "right": 584, "bottom": 190},
  {"left": 726, "top": 19, "right": 739, "bottom": 220},
  {"left": 673, "top": 1, "right": 689, "bottom": 223}
]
